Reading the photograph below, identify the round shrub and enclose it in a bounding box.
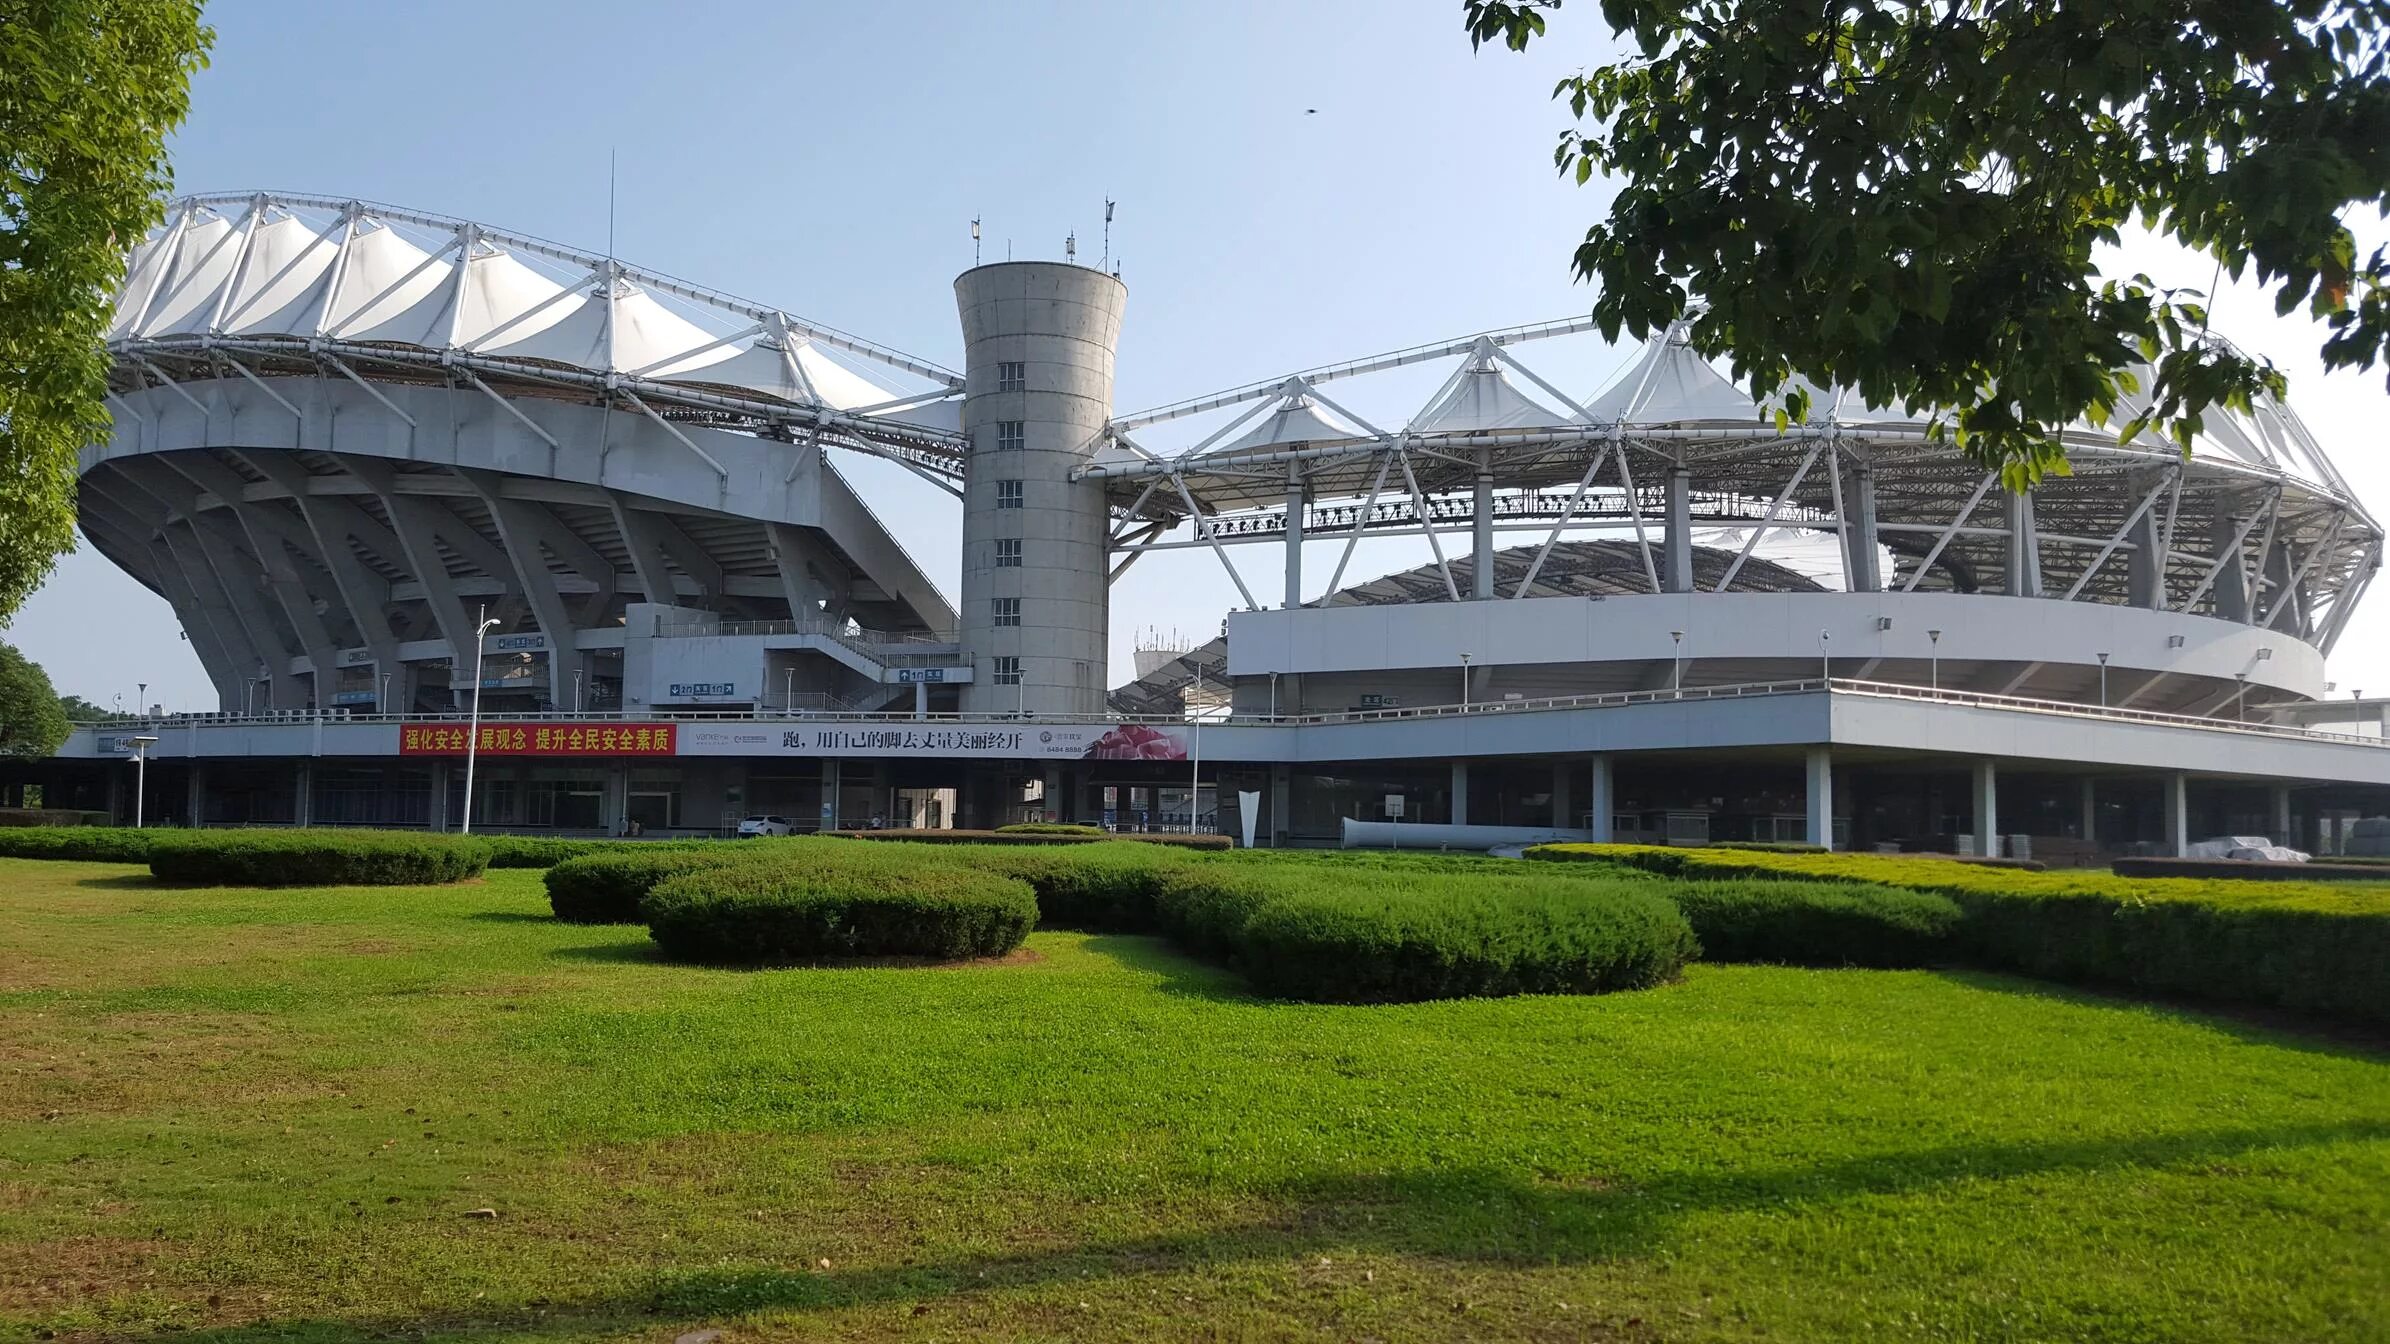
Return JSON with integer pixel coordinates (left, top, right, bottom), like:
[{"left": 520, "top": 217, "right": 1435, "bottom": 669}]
[
  {"left": 1667, "top": 879, "right": 1963, "bottom": 967},
  {"left": 0, "top": 825, "right": 156, "bottom": 863},
  {"left": 642, "top": 859, "right": 1037, "bottom": 965},
  {"left": 146, "top": 829, "right": 492, "bottom": 886},
  {"left": 1231, "top": 874, "right": 1697, "bottom": 1003},
  {"left": 545, "top": 846, "right": 742, "bottom": 923}
]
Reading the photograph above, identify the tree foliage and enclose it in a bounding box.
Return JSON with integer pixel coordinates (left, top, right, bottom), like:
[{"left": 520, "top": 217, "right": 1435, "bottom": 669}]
[
  {"left": 0, "top": 0, "right": 211, "bottom": 622},
  {"left": 1466, "top": 0, "right": 2390, "bottom": 484},
  {"left": 0, "top": 641, "right": 71, "bottom": 760}
]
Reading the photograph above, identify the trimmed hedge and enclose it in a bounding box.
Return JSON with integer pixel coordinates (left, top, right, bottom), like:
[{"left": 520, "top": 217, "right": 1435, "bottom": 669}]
[
  {"left": 994, "top": 822, "right": 1108, "bottom": 837},
  {"left": 485, "top": 835, "right": 633, "bottom": 869},
  {"left": 642, "top": 856, "right": 1036, "bottom": 964},
  {"left": 1229, "top": 874, "right": 1697, "bottom": 1003},
  {"left": 147, "top": 829, "right": 492, "bottom": 886},
  {"left": 0, "top": 825, "right": 156, "bottom": 863},
  {"left": 829, "top": 828, "right": 1232, "bottom": 850},
  {"left": 0, "top": 808, "right": 112, "bottom": 828},
  {"left": 545, "top": 846, "right": 745, "bottom": 923},
  {"left": 963, "top": 842, "right": 1192, "bottom": 931},
  {"left": 1530, "top": 843, "right": 2390, "bottom": 1024},
  {"left": 1666, "top": 878, "right": 1963, "bottom": 967},
  {"left": 2110, "top": 856, "right": 2390, "bottom": 882}
]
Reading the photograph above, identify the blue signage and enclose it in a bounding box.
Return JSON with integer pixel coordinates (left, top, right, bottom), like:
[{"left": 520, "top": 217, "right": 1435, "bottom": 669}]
[
  {"left": 332, "top": 690, "right": 378, "bottom": 705},
  {"left": 895, "top": 667, "right": 948, "bottom": 684},
  {"left": 669, "top": 682, "right": 738, "bottom": 698}
]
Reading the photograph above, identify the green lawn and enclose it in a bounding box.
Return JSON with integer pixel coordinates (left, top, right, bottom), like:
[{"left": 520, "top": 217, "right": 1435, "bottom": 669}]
[{"left": 2, "top": 858, "right": 2387, "bottom": 1342}]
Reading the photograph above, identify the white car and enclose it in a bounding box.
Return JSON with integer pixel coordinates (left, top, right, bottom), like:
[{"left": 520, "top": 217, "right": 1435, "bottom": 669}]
[{"left": 736, "top": 815, "right": 793, "bottom": 838}]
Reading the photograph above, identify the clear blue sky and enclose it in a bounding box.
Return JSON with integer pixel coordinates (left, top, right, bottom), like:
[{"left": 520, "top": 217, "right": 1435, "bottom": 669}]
[{"left": 12, "top": 1, "right": 2389, "bottom": 710}]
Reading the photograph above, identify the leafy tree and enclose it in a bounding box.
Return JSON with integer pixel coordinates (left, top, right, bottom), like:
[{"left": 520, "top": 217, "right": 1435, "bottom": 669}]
[
  {"left": 0, "top": 641, "right": 71, "bottom": 760},
  {"left": 0, "top": 0, "right": 212, "bottom": 621},
  {"left": 58, "top": 693, "right": 126, "bottom": 722},
  {"left": 1467, "top": 0, "right": 2390, "bottom": 484}
]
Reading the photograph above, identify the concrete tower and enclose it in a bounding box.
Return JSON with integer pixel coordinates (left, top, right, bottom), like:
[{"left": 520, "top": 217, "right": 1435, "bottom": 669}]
[{"left": 954, "top": 261, "right": 1126, "bottom": 715}]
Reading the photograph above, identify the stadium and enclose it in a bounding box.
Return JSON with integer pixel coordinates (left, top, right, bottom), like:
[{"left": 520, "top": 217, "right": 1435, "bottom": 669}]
[{"left": 22, "top": 189, "right": 2390, "bottom": 855}]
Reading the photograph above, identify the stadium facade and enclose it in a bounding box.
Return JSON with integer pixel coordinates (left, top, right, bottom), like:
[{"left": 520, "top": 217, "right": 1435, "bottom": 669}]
[{"left": 21, "top": 190, "right": 2390, "bottom": 855}]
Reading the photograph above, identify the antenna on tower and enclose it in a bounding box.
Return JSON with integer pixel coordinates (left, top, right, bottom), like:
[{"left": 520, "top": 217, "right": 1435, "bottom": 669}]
[
  {"left": 1065, "top": 231, "right": 1077, "bottom": 264},
  {"left": 606, "top": 147, "right": 618, "bottom": 265},
  {"left": 970, "top": 216, "right": 981, "bottom": 266},
  {"left": 1101, "top": 199, "right": 1115, "bottom": 272}
]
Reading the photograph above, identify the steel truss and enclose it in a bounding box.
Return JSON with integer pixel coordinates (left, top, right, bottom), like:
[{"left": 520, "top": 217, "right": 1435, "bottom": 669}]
[{"left": 1086, "top": 323, "right": 2382, "bottom": 652}]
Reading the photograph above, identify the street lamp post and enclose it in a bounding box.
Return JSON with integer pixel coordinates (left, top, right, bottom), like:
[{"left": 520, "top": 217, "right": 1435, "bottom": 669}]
[
  {"left": 1818, "top": 629, "right": 1831, "bottom": 683},
  {"left": 1927, "top": 629, "right": 1943, "bottom": 693},
  {"left": 2097, "top": 652, "right": 2111, "bottom": 707},
  {"left": 576, "top": 669, "right": 586, "bottom": 714},
  {"left": 459, "top": 608, "right": 502, "bottom": 834},
  {"left": 1669, "top": 630, "right": 1684, "bottom": 696},
  {"left": 783, "top": 667, "right": 794, "bottom": 715},
  {"left": 127, "top": 735, "right": 158, "bottom": 828},
  {"left": 136, "top": 682, "right": 146, "bottom": 719},
  {"left": 1459, "top": 652, "right": 1472, "bottom": 713},
  {"left": 379, "top": 671, "right": 391, "bottom": 713}
]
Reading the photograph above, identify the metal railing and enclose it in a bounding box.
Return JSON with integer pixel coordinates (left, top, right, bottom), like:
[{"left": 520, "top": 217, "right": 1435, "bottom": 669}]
[{"left": 68, "top": 677, "right": 2390, "bottom": 750}]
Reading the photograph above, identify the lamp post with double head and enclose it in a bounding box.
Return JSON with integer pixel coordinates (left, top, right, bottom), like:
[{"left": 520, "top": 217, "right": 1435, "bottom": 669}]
[{"left": 459, "top": 609, "right": 502, "bottom": 834}]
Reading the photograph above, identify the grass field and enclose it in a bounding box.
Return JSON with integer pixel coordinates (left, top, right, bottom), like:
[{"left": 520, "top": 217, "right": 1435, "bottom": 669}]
[{"left": 4, "top": 857, "right": 2388, "bottom": 1342}]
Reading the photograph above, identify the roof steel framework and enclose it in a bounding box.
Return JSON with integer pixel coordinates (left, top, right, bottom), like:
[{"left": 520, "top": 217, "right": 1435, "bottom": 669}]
[{"left": 1087, "top": 321, "right": 2382, "bottom": 653}]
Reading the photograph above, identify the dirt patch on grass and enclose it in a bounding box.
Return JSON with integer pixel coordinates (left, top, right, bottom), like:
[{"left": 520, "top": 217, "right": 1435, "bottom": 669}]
[{"left": 0, "top": 1235, "right": 168, "bottom": 1312}]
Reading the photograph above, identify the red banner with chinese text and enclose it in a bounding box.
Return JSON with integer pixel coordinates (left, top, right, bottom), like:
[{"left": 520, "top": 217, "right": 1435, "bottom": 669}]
[{"left": 397, "top": 723, "right": 678, "bottom": 756}]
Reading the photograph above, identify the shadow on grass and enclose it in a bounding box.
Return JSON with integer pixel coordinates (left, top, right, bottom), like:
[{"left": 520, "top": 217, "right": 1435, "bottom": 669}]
[
  {"left": 464, "top": 911, "right": 563, "bottom": 925},
  {"left": 1072, "top": 932, "right": 1255, "bottom": 1003},
  {"left": 545, "top": 938, "right": 662, "bottom": 964},
  {"left": 1930, "top": 967, "right": 2390, "bottom": 1060},
  {"left": 70, "top": 873, "right": 160, "bottom": 891},
  {"left": 89, "top": 1115, "right": 2390, "bottom": 1344}
]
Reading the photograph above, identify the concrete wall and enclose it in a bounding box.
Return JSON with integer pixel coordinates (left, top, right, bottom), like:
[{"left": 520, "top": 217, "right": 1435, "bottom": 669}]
[
  {"left": 1226, "top": 590, "right": 2326, "bottom": 701},
  {"left": 953, "top": 262, "right": 1125, "bottom": 716}
]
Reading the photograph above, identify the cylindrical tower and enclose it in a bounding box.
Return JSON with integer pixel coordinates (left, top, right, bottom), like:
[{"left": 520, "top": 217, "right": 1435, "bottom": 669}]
[{"left": 954, "top": 261, "right": 1126, "bottom": 716}]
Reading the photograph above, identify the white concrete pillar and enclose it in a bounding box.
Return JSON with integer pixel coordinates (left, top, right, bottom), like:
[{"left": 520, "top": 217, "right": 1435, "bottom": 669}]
[
  {"left": 1284, "top": 467, "right": 1306, "bottom": 609},
  {"left": 2125, "top": 470, "right": 2166, "bottom": 610},
  {"left": 1805, "top": 747, "right": 1835, "bottom": 850},
  {"left": 2211, "top": 510, "right": 2252, "bottom": 622},
  {"left": 820, "top": 757, "right": 841, "bottom": 832},
  {"left": 1471, "top": 449, "right": 1495, "bottom": 600},
  {"left": 294, "top": 762, "right": 312, "bottom": 827},
  {"left": 1664, "top": 467, "right": 1694, "bottom": 592},
  {"left": 187, "top": 761, "right": 205, "bottom": 829},
  {"left": 2165, "top": 772, "right": 2191, "bottom": 856},
  {"left": 1550, "top": 761, "right": 1572, "bottom": 833},
  {"left": 2006, "top": 490, "right": 2043, "bottom": 597},
  {"left": 1450, "top": 759, "right": 1471, "bottom": 826},
  {"left": 913, "top": 679, "right": 928, "bottom": 719},
  {"left": 1841, "top": 464, "right": 1881, "bottom": 591},
  {"left": 2079, "top": 776, "right": 2097, "bottom": 845},
  {"left": 427, "top": 760, "right": 449, "bottom": 831},
  {"left": 2271, "top": 783, "right": 2293, "bottom": 845},
  {"left": 1588, "top": 754, "right": 1614, "bottom": 843},
  {"left": 1268, "top": 763, "right": 1292, "bottom": 847},
  {"left": 1972, "top": 758, "right": 2000, "bottom": 857}
]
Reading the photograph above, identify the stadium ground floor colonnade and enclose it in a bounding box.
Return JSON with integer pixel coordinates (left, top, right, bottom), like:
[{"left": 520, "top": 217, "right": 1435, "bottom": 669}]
[{"left": 23, "top": 679, "right": 2390, "bottom": 860}]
